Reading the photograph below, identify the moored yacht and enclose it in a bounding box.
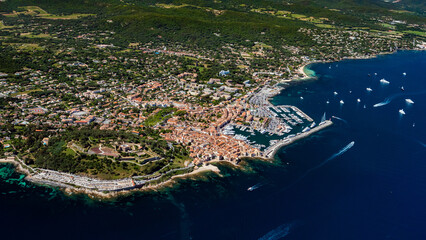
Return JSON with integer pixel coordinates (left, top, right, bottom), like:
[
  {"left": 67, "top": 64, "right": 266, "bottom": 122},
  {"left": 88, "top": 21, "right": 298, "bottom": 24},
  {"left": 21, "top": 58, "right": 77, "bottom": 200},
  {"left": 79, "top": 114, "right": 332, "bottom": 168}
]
[{"left": 302, "top": 127, "right": 311, "bottom": 133}]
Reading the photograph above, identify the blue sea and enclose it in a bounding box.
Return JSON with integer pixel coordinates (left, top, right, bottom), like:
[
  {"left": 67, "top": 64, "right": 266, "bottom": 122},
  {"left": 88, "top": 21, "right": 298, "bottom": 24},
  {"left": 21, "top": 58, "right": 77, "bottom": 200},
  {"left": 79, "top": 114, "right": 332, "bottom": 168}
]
[{"left": 1, "top": 51, "right": 425, "bottom": 240}]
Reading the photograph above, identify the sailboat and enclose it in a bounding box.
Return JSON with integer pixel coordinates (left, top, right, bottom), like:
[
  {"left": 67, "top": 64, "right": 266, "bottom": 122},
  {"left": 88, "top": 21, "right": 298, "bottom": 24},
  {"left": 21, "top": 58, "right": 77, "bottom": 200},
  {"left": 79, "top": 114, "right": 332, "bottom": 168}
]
[{"left": 319, "top": 112, "right": 327, "bottom": 125}]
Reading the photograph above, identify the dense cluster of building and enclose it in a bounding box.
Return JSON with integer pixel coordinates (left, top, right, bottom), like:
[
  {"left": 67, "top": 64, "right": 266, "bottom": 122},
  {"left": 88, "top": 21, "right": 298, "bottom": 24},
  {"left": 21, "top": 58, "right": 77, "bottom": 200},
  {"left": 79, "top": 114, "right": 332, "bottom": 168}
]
[{"left": 0, "top": 6, "right": 424, "bottom": 171}]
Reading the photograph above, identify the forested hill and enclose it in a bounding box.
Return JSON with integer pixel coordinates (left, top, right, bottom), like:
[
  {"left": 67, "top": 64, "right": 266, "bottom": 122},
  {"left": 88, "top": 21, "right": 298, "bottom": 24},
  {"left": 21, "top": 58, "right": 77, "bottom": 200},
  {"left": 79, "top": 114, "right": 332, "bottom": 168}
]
[
  {"left": 3, "top": 0, "right": 423, "bottom": 14},
  {"left": 0, "top": 0, "right": 424, "bottom": 49},
  {"left": 289, "top": 0, "right": 425, "bottom": 13}
]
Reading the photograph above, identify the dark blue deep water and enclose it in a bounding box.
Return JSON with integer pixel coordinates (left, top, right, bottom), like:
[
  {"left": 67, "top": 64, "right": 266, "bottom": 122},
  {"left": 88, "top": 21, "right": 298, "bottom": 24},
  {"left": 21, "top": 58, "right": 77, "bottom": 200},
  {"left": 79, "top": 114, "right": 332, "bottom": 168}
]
[{"left": 1, "top": 51, "right": 425, "bottom": 240}]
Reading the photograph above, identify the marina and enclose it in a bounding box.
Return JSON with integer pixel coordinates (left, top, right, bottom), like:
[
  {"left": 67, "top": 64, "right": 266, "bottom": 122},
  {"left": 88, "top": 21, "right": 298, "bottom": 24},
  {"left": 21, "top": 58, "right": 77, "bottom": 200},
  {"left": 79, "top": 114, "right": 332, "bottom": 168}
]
[{"left": 221, "top": 100, "right": 330, "bottom": 157}]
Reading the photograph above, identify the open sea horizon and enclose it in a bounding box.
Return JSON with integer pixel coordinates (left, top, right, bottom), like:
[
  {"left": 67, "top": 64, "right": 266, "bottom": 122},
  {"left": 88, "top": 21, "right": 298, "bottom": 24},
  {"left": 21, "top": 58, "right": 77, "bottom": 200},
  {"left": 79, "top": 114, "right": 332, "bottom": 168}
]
[{"left": 1, "top": 50, "right": 425, "bottom": 240}]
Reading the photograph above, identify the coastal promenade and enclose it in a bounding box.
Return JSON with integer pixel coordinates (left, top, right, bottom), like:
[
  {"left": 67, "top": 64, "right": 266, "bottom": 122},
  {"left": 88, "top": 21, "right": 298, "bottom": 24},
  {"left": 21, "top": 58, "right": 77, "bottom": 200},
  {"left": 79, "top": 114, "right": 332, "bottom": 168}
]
[
  {"left": 29, "top": 169, "right": 135, "bottom": 191},
  {"left": 0, "top": 156, "right": 135, "bottom": 191},
  {"left": 0, "top": 156, "right": 199, "bottom": 192}
]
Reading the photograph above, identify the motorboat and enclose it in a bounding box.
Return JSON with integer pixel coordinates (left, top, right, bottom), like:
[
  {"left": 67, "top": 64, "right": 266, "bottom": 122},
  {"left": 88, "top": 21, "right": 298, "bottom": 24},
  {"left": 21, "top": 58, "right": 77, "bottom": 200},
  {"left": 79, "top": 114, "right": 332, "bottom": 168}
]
[
  {"left": 380, "top": 79, "right": 390, "bottom": 84},
  {"left": 405, "top": 99, "right": 414, "bottom": 104}
]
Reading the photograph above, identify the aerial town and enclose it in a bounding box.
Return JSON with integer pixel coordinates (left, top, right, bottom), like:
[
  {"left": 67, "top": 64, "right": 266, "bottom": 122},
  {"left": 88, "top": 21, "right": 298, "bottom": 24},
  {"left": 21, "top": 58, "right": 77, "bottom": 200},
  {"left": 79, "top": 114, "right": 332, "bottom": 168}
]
[{"left": 0, "top": 3, "right": 425, "bottom": 192}]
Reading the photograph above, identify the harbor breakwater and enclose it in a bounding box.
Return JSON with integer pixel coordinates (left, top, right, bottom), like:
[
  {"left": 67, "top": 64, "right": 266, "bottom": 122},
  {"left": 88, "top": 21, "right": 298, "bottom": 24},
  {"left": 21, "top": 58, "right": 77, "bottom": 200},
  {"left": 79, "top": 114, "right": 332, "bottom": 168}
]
[{"left": 263, "top": 120, "right": 333, "bottom": 159}]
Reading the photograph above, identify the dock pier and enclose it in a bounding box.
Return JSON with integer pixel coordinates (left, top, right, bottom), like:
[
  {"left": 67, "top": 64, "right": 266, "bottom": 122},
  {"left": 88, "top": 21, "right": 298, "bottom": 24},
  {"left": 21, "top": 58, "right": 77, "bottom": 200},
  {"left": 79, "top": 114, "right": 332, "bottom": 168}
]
[{"left": 263, "top": 120, "right": 333, "bottom": 159}]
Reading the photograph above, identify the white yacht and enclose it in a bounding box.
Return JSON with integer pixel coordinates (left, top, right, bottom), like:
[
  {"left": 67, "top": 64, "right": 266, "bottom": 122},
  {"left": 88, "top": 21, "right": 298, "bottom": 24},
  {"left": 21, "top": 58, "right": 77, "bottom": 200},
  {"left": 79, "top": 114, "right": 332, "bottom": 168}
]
[
  {"left": 405, "top": 99, "right": 414, "bottom": 104},
  {"left": 380, "top": 79, "right": 390, "bottom": 85},
  {"left": 302, "top": 127, "right": 311, "bottom": 133}
]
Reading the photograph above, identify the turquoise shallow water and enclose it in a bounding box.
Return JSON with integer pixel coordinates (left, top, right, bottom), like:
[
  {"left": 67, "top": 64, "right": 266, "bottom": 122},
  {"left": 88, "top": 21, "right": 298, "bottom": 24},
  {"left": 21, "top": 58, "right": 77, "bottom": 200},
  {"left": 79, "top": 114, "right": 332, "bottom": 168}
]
[
  {"left": 1, "top": 51, "right": 425, "bottom": 240},
  {"left": 303, "top": 65, "right": 316, "bottom": 77}
]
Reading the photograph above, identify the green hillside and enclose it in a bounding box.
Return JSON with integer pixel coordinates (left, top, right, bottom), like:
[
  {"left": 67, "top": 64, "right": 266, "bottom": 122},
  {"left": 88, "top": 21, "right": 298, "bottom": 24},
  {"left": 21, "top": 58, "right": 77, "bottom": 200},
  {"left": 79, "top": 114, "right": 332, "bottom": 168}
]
[{"left": 0, "top": 0, "right": 424, "bottom": 50}]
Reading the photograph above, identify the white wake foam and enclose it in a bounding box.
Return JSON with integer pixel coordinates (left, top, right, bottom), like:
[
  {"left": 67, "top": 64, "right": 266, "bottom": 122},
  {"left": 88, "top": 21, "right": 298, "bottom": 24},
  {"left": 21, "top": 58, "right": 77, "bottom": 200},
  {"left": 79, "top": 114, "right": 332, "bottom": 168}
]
[{"left": 258, "top": 223, "right": 294, "bottom": 240}]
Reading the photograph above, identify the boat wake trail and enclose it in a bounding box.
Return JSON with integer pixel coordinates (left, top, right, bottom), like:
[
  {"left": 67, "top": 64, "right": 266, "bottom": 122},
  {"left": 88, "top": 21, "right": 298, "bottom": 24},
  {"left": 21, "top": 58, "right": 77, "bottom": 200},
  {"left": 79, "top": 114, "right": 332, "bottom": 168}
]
[
  {"left": 248, "top": 183, "right": 263, "bottom": 191},
  {"left": 301, "top": 141, "right": 355, "bottom": 175},
  {"left": 373, "top": 99, "right": 391, "bottom": 107},
  {"left": 417, "top": 141, "right": 426, "bottom": 148},
  {"left": 326, "top": 141, "right": 355, "bottom": 161},
  {"left": 332, "top": 116, "right": 348, "bottom": 124},
  {"left": 373, "top": 90, "right": 426, "bottom": 108},
  {"left": 258, "top": 223, "right": 294, "bottom": 240},
  {"left": 281, "top": 141, "right": 355, "bottom": 192}
]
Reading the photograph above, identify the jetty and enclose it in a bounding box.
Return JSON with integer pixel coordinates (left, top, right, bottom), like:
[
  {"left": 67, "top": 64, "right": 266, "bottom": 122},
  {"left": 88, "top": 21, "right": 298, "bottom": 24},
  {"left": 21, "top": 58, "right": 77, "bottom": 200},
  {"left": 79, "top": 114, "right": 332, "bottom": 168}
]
[{"left": 263, "top": 120, "right": 333, "bottom": 158}]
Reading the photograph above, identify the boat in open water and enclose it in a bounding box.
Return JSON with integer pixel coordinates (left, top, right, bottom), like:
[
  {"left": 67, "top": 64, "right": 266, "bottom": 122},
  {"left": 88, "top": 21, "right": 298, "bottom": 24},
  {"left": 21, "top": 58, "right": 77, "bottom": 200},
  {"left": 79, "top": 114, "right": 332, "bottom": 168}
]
[{"left": 405, "top": 99, "right": 414, "bottom": 104}]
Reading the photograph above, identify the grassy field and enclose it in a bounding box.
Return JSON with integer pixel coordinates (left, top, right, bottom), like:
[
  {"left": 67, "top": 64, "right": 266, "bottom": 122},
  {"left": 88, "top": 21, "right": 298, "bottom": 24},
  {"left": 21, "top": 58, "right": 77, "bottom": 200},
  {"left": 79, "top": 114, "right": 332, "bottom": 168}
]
[
  {"left": 13, "top": 6, "right": 94, "bottom": 19},
  {"left": 0, "top": 21, "right": 11, "bottom": 29},
  {"left": 16, "top": 43, "right": 45, "bottom": 52},
  {"left": 315, "top": 24, "right": 336, "bottom": 29},
  {"left": 144, "top": 108, "right": 176, "bottom": 127},
  {"left": 10, "top": 89, "right": 42, "bottom": 97},
  {"left": 63, "top": 147, "right": 77, "bottom": 156},
  {"left": 39, "top": 13, "right": 94, "bottom": 19},
  {"left": 380, "top": 23, "right": 396, "bottom": 29},
  {"left": 251, "top": 9, "right": 327, "bottom": 26},
  {"left": 21, "top": 32, "right": 51, "bottom": 38},
  {"left": 291, "top": 14, "right": 307, "bottom": 19},
  {"left": 300, "top": 17, "right": 323, "bottom": 23},
  {"left": 389, "top": 10, "right": 414, "bottom": 14},
  {"left": 156, "top": 3, "right": 195, "bottom": 9},
  {"left": 18, "top": 6, "right": 48, "bottom": 15},
  {"left": 403, "top": 30, "right": 426, "bottom": 37},
  {"left": 253, "top": 42, "right": 273, "bottom": 50},
  {"left": 276, "top": 10, "right": 291, "bottom": 15}
]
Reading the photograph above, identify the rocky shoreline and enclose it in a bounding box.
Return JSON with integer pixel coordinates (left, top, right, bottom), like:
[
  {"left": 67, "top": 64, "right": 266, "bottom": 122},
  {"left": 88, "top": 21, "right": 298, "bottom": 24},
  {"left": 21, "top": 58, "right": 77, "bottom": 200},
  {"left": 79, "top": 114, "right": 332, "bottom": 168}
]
[{"left": 0, "top": 157, "right": 222, "bottom": 199}]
